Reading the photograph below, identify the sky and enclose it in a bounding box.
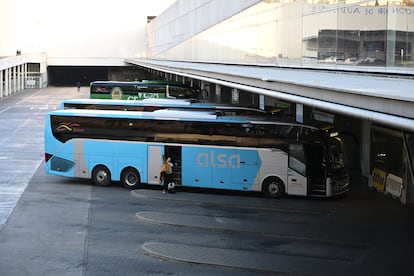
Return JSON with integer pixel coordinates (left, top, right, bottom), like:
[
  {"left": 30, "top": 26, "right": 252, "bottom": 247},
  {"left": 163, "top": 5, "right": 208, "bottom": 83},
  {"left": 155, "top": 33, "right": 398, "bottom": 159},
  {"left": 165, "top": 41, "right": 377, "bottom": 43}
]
[{"left": 9, "top": 0, "right": 175, "bottom": 57}]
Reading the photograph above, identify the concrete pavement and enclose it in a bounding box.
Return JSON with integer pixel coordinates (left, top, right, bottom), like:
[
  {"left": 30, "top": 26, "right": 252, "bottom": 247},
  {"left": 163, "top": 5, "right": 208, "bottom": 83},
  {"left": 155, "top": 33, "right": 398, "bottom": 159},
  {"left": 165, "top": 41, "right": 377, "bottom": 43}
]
[
  {"left": 132, "top": 187, "right": 413, "bottom": 275},
  {"left": 0, "top": 87, "right": 88, "bottom": 230}
]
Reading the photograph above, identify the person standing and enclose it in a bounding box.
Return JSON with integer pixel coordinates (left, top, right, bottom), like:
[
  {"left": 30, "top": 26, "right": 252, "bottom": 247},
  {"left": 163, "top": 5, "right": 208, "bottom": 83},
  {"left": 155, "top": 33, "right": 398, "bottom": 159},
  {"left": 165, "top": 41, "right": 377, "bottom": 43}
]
[
  {"left": 159, "top": 155, "right": 173, "bottom": 193},
  {"left": 165, "top": 157, "right": 174, "bottom": 192}
]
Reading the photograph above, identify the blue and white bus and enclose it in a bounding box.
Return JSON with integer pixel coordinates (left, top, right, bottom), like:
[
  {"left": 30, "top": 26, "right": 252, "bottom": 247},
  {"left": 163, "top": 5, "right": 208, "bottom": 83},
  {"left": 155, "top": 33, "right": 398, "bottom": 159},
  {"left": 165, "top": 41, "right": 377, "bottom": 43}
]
[{"left": 44, "top": 108, "right": 349, "bottom": 198}]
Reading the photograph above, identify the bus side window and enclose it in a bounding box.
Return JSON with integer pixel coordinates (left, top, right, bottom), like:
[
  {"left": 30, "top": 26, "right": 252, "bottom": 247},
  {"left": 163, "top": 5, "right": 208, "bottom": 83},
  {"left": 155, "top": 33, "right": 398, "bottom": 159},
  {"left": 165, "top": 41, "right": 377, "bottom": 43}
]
[{"left": 289, "top": 144, "right": 306, "bottom": 176}]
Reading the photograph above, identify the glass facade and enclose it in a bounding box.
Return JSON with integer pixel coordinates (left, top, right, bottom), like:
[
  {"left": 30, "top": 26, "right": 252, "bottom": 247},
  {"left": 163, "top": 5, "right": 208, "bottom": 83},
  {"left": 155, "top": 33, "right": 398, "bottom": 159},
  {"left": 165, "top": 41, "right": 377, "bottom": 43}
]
[{"left": 151, "top": 0, "right": 414, "bottom": 69}]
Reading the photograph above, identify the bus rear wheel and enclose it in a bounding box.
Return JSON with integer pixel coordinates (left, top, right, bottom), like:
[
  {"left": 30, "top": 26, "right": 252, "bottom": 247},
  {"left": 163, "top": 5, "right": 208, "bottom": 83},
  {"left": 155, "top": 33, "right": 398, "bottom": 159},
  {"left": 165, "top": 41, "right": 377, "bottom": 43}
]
[
  {"left": 92, "top": 165, "right": 111, "bottom": 187},
  {"left": 121, "top": 167, "right": 141, "bottom": 189},
  {"left": 263, "top": 177, "right": 285, "bottom": 199}
]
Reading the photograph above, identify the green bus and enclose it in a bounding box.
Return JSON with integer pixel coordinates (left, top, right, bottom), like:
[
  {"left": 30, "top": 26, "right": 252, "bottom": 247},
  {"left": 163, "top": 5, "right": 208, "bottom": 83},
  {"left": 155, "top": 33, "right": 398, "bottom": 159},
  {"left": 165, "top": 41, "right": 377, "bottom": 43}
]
[{"left": 90, "top": 80, "right": 200, "bottom": 100}]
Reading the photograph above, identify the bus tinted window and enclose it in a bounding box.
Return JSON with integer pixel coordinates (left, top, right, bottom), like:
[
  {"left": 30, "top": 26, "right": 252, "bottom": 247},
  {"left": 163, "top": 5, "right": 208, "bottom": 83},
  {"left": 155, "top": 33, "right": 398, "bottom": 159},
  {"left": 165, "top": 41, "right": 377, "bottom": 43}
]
[
  {"left": 51, "top": 115, "right": 299, "bottom": 148},
  {"left": 90, "top": 81, "right": 199, "bottom": 100}
]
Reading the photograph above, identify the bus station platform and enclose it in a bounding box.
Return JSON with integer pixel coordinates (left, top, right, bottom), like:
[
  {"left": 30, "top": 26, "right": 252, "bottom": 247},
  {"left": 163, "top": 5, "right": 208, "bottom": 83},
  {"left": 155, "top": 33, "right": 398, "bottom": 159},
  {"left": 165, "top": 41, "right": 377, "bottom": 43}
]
[{"left": 133, "top": 189, "right": 351, "bottom": 274}]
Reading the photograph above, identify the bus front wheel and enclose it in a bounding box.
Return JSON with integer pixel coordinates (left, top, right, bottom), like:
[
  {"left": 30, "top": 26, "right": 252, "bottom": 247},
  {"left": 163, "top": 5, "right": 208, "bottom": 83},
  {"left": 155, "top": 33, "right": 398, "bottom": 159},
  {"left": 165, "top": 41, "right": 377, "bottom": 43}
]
[
  {"left": 92, "top": 165, "right": 111, "bottom": 187},
  {"left": 263, "top": 177, "right": 285, "bottom": 199},
  {"left": 121, "top": 167, "right": 141, "bottom": 189}
]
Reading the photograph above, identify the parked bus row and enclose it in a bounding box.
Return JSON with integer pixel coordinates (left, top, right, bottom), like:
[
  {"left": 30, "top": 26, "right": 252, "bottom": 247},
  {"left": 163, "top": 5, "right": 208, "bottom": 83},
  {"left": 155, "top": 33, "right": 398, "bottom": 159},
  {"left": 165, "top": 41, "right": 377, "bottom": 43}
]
[{"left": 44, "top": 98, "right": 349, "bottom": 198}]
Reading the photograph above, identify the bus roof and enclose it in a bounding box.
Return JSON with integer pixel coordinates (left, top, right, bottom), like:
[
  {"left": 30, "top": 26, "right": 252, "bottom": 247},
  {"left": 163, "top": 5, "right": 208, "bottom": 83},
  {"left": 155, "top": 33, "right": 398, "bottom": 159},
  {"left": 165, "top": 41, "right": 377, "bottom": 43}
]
[
  {"left": 62, "top": 98, "right": 195, "bottom": 107},
  {"left": 50, "top": 108, "right": 219, "bottom": 121},
  {"left": 90, "top": 80, "right": 192, "bottom": 88},
  {"left": 48, "top": 108, "right": 315, "bottom": 127},
  {"left": 60, "top": 98, "right": 268, "bottom": 114}
]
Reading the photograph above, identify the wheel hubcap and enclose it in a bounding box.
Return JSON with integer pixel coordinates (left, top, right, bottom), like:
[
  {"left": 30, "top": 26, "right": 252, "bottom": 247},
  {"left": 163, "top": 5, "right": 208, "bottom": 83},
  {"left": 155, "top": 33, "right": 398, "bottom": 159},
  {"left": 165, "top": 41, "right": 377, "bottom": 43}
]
[
  {"left": 96, "top": 171, "right": 107, "bottom": 184},
  {"left": 125, "top": 173, "right": 137, "bottom": 186},
  {"left": 269, "top": 182, "right": 279, "bottom": 195}
]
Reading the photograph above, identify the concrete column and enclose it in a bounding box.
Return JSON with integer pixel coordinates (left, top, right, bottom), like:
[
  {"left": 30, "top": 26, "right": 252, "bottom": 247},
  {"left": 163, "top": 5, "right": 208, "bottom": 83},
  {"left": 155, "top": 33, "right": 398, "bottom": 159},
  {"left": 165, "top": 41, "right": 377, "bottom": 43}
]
[
  {"left": 24, "top": 63, "right": 28, "bottom": 88},
  {"left": 40, "top": 60, "right": 47, "bottom": 88},
  {"left": 259, "top": 94, "right": 265, "bottom": 110},
  {"left": 13, "top": 66, "right": 17, "bottom": 94},
  {"left": 9, "top": 68, "right": 12, "bottom": 95},
  {"left": 17, "top": 65, "right": 21, "bottom": 91},
  {"left": 361, "top": 120, "right": 371, "bottom": 181},
  {"left": 21, "top": 64, "right": 25, "bottom": 90},
  {"left": 296, "top": 103, "right": 303, "bottom": 123},
  {"left": 11, "top": 68, "right": 13, "bottom": 94},
  {"left": 24, "top": 63, "right": 27, "bottom": 89},
  {"left": 0, "top": 69, "right": 3, "bottom": 98},
  {"left": 231, "top": 88, "right": 239, "bottom": 104},
  {"left": 386, "top": 30, "right": 396, "bottom": 66},
  {"left": 215, "top": 84, "right": 221, "bottom": 104},
  {"left": 5, "top": 68, "right": 9, "bottom": 97},
  {"left": 20, "top": 64, "right": 23, "bottom": 91}
]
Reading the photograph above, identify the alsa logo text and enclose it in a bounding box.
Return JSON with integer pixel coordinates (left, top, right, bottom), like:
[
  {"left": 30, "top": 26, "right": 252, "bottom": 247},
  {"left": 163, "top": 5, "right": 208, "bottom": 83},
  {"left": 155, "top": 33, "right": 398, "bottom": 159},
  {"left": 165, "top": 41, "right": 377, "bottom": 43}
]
[
  {"left": 196, "top": 151, "right": 240, "bottom": 168},
  {"left": 56, "top": 122, "right": 84, "bottom": 133}
]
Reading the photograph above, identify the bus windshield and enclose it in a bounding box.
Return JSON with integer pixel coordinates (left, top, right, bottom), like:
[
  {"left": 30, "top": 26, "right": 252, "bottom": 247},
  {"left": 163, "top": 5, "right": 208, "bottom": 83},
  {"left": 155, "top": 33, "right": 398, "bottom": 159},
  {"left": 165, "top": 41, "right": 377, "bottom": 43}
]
[{"left": 328, "top": 137, "right": 347, "bottom": 171}]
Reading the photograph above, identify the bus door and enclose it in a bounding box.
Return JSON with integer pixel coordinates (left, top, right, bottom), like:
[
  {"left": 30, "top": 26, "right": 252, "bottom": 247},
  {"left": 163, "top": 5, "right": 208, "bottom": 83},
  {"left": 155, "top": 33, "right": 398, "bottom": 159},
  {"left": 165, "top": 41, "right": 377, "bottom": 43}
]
[
  {"left": 306, "top": 143, "right": 327, "bottom": 196},
  {"left": 165, "top": 146, "right": 182, "bottom": 186},
  {"left": 287, "top": 144, "right": 307, "bottom": 196},
  {"left": 148, "top": 145, "right": 163, "bottom": 184}
]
